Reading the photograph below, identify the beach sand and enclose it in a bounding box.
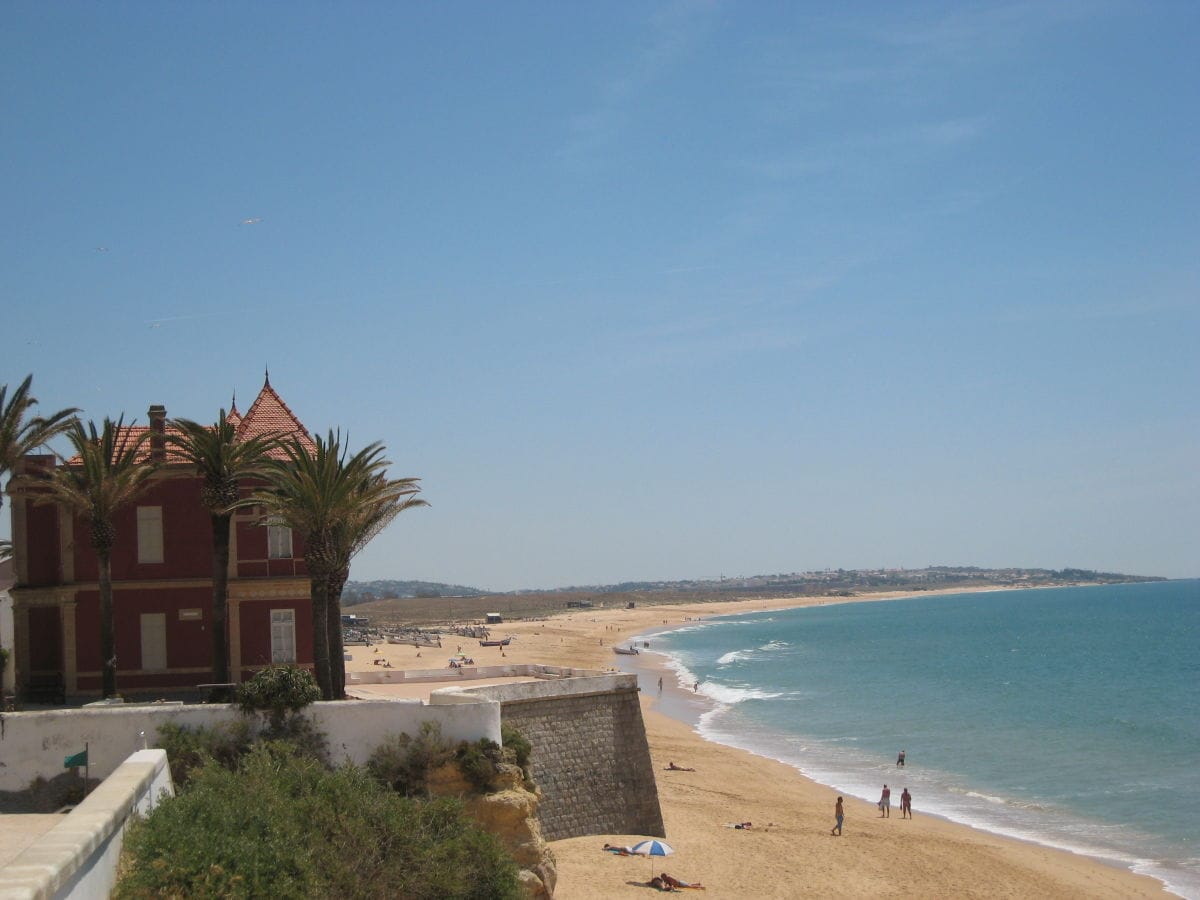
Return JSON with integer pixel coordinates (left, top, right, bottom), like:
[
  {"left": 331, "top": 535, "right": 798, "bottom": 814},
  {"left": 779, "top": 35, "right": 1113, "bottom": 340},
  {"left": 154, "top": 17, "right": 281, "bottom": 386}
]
[{"left": 347, "top": 592, "right": 1166, "bottom": 898}]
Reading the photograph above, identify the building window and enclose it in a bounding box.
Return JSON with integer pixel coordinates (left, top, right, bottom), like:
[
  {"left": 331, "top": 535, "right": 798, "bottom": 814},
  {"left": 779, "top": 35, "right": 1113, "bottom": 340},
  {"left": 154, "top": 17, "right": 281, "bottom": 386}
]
[
  {"left": 270, "top": 609, "right": 296, "bottom": 663},
  {"left": 140, "top": 613, "right": 167, "bottom": 672},
  {"left": 137, "top": 506, "right": 164, "bottom": 564},
  {"left": 267, "top": 522, "right": 293, "bottom": 559}
]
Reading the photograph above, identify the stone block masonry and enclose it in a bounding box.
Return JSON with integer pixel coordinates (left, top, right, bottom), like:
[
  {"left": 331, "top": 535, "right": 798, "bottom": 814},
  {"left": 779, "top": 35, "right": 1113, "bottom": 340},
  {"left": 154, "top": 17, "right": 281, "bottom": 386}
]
[{"left": 497, "top": 683, "right": 664, "bottom": 841}]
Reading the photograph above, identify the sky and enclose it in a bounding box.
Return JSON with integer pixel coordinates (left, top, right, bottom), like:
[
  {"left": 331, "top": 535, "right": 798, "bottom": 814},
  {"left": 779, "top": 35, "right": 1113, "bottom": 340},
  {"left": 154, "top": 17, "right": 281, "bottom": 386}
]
[{"left": 3, "top": 2, "right": 1197, "bottom": 589}]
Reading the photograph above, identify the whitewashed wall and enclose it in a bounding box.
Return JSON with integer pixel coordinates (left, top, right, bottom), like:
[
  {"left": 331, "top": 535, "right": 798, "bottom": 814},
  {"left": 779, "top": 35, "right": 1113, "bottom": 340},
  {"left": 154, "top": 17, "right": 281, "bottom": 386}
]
[
  {"left": 0, "top": 749, "right": 174, "bottom": 900},
  {"left": 0, "top": 589, "right": 13, "bottom": 699},
  {"left": 0, "top": 698, "right": 499, "bottom": 789}
]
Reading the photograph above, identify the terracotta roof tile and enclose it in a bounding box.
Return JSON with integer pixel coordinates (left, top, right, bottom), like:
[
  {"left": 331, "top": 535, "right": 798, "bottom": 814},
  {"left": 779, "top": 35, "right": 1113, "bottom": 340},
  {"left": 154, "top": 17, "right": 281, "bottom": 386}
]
[
  {"left": 64, "top": 379, "right": 313, "bottom": 465},
  {"left": 236, "top": 378, "right": 316, "bottom": 457}
]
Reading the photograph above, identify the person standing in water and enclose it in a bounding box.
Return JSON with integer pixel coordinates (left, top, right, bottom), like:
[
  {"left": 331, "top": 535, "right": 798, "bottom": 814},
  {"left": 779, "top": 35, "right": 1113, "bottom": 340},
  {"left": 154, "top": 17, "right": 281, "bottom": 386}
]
[
  {"left": 897, "top": 749, "right": 906, "bottom": 767},
  {"left": 831, "top": 797, "right": 844, "bottom": 835}
]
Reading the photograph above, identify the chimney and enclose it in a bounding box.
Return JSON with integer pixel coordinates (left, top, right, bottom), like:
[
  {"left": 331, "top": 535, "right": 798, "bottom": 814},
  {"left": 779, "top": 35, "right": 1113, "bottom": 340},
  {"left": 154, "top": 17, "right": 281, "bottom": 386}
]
[{"left": 149, "top": 404, "right": 167, "bottom": 463}]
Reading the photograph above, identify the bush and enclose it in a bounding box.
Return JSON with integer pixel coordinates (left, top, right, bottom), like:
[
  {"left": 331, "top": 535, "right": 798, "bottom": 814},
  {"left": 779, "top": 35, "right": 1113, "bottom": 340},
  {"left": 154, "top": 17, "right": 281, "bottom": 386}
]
[
  {"left": 455, "top": 738, "right": 504, "bottom": 792},
  {"left": 257, "top": 709, "right": 329, "bottom": 766},
  {"left": 236, "top": 665, "right": 320, "bottom": 728},
  {"left": 156, "top": 720, "right": 253, "bottom": 787},
  {"left": 115, "top": 744, "right": 521, "bottom": 900},
  {"left": 367, "top": 721, "right": 455, "bottom": 797},
  {"left": 369, "top": 723, "right": 536, "bottom": 796},
  {"left": 501, "top": 723, "right": 533, "bottom": 775}
]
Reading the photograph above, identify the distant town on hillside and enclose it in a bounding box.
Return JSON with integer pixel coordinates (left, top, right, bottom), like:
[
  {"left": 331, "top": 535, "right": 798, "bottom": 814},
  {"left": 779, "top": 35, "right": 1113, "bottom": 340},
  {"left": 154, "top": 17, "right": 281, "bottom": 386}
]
[{"left": 340, "top": 566, "right": 1164, "bottom": 606}]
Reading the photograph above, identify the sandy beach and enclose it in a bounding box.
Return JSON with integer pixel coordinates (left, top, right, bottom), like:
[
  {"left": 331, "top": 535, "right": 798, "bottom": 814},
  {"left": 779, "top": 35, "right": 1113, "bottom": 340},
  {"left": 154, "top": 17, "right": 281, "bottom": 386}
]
[{"left": 346, "top": 591, "right": 1166, "bottom": 898}]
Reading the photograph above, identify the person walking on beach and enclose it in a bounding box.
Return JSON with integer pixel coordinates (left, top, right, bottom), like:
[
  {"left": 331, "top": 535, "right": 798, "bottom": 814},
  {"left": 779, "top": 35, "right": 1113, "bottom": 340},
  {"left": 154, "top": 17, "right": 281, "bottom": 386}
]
[
  {"left": 900, "top": 788, "right": 912, "bottom": 819},
  {"left": 897, "top": 749, "right": 906, "bottom": 767},
  {"left": 832, "top": 797, "right": 844, "bottom": 835},
  {"left": 658, "top": 676, "right": 663, "bottom": 692},
  {"left": 879, "top": 784, "right": 891, "bottom": 817}
]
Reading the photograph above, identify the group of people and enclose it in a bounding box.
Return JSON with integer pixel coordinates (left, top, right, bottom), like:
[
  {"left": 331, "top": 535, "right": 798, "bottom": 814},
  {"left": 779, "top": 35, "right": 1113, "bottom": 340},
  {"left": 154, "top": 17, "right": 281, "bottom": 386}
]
[
  {"left": 831, "top": 750, "right": 913, "bottom": 835},
  {"left": 601, "top": 848, "right": 704, "bottom": 890},
  {"left": 646, "top": 872, "right": 705, "bottom": 891},
  {"left": 876, "top": 784, "right": 912, "bottom": 819}
]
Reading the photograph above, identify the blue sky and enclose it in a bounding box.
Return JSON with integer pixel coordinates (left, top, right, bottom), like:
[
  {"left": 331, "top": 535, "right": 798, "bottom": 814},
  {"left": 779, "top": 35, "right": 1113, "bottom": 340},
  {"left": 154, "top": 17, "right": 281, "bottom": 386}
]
[{"left": 3, "top": 2, "right": 1197, "bottom": 588}]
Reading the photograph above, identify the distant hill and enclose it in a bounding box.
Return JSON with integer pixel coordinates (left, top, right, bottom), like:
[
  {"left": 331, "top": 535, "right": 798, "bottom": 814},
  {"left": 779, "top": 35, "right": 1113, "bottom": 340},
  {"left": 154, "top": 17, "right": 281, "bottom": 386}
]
[
  {"left": 341, "top": 579, "right": 487, "bottom": 606},
  {"left": 342, "top": 566, "right": 1163, "bottom": 606}
]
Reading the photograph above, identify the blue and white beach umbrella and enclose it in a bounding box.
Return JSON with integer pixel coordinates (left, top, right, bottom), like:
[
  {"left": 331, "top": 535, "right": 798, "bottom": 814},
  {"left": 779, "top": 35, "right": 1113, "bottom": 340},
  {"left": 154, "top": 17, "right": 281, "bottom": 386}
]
[
  {"left": 631, "top": 839, "right": 674, "bottom": 875},
  {"left": 631, "top": 839, "right": 673, "bottom": 858}
]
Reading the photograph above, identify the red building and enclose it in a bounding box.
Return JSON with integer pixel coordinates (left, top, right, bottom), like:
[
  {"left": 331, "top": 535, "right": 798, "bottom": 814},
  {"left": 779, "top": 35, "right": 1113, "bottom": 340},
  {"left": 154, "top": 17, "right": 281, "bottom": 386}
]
[{"left": 7, "top": 377, "right": 316, "bottom": 700}]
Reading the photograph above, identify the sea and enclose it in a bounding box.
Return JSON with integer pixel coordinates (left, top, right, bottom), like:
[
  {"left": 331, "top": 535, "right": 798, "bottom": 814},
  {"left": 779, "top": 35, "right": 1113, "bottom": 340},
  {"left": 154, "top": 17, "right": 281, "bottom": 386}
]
[{"left": 620, "top": 580, "right": 1200, "bottom": 898}]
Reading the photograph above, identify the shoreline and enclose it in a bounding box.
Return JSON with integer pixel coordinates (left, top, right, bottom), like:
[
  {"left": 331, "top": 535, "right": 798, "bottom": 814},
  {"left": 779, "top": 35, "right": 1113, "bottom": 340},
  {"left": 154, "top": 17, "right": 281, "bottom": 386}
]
[
  {"left": 611, "top": 599, "right": 1172, "bottom": 891},
  {"left": 348, "top": 586, "right": 1170, "bottom": 898}
]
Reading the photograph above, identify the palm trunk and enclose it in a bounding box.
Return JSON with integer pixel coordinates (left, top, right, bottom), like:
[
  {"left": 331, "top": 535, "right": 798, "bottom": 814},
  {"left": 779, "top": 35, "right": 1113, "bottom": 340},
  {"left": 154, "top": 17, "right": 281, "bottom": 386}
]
[
  {"left": 210, "top": 514, "right": 232, "bottom": 693},
  {"left": 326, "top": 565, "right": 350, "bottom": 699},
  {"left": 98, "top": 550, "right": 116, "bottom": 698},
  {"left": 309, "top": 572, "right": 332, "bottom": 700}
]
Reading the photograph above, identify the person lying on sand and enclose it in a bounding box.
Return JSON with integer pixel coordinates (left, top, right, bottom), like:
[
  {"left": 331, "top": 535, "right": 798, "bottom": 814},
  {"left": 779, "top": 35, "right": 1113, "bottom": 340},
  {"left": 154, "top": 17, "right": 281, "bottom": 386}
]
[
  {"left": 722, "top": 821, "right": 774, "bottom": 830},
  {"left": 661, "top": 872, "right": 705, "bottom": 889},
  {"left": 603, "top": 843, "right": 635, "bottom": 855},
  {"left": 664, "top": 761, "right": 696, "bottom": 771},
  {"left": 644, "top": 876, "right": 679, "bottom": 892}
]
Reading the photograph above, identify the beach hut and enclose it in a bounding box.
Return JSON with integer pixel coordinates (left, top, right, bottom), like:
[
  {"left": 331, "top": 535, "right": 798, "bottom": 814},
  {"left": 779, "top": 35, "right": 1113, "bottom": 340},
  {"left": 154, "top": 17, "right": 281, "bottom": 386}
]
[{"left": 486, "top": 612, "right": 503, "bottom": 624}]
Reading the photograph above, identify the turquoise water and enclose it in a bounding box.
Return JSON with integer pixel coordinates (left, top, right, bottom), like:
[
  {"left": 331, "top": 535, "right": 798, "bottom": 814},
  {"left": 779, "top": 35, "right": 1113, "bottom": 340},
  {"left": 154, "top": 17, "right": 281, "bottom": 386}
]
[{"left": 627, "top": 581, "right": 1200, "bottom": 898}]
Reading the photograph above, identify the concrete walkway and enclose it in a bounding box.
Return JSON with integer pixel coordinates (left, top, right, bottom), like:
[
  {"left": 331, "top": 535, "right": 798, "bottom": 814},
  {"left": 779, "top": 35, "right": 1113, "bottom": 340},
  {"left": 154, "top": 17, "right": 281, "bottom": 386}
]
[{"left": 0, "top": 813, "right": 65, "bottom": 867}]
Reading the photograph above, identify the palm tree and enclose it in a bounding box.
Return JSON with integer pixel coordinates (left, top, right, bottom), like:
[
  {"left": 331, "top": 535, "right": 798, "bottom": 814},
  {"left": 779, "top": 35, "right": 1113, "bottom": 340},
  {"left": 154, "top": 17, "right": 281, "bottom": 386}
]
[
  {"left": 243, "top": 431, "right": 425, "bottom": 700},
  {"left": 0, "top": 375, "right": 79, "bottom": 559},
  {"left": 167, "top": 412, "right": 279, "bottom": 694},
  {"left": 21, "top": 417, "right": 157, "bottom": 697},
  {"left": 325, "top": 473, "right": 427, "bottom": 697}
]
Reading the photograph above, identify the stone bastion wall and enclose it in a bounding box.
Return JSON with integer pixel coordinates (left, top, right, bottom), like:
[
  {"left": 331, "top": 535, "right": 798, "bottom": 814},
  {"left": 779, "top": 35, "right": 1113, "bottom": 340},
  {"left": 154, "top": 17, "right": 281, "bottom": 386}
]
[{"left": 445, "top": 674, "right": 665, "bottom": 841}]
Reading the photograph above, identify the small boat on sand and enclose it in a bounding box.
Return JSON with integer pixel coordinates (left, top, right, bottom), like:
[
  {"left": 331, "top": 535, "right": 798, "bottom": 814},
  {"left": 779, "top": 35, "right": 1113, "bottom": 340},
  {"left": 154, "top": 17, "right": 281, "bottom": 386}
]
[
  {"left": 479, "top": 637, "right": 512, "bottom": 647},
  {"left": 612, "top": 646, "right": 640, "bottom": 656}
]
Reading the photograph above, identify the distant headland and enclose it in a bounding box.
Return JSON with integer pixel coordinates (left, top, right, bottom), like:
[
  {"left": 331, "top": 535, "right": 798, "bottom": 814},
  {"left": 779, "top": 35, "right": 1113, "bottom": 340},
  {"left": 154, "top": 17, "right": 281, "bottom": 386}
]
[{"left": 341, "top": 566, "right": 1166, "bottom": 616}]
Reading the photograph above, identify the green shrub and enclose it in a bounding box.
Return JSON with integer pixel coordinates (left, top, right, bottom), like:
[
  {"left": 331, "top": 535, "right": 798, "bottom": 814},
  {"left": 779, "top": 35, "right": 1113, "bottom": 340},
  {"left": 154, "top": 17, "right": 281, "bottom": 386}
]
[
  {"left": 501, "top": 723, "right": 533, "bottom": 775},
  {"left": 236, "top": 665, "right": 320, "bottom": 729},
  {"left": 367, "top": 721, "right": 455, "bottom": 797},
  {"left": 257, "top": 709, "right": 329, "bottom": 766},
  {"left": 455, "top": 738, "right": 504, "bottom": 792},
  {"left": 115, "top": 743, "right": 521, "bottom": 900},
  {"left": 155, "top": 720, "right": 253, "bottom": 787}
]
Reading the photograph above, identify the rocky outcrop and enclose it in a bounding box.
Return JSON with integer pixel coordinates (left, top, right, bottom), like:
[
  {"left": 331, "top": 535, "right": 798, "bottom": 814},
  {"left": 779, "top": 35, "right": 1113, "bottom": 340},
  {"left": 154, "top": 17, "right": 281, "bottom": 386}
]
[{"left": 427, "top": 762, "right": 556, "bottom": 899}]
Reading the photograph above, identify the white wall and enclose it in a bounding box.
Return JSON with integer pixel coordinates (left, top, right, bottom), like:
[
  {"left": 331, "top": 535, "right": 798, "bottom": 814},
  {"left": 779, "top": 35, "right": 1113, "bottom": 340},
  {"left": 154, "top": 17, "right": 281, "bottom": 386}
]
[
  {"left": 0, "top": 588, "right": 13, "bottom": 699},
  {"left": 0, "top": 698, "right": 500, "bottom": 789},
  {"left": 0, "top": 749, "right": 174, "bottom": 900}
]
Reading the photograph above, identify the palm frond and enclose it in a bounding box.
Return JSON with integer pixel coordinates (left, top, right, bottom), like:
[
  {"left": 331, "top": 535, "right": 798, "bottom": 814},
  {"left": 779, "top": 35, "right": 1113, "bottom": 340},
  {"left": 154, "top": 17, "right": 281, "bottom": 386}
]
[{"left": 0, "top": 374, "right": 79, "bottom": 485}]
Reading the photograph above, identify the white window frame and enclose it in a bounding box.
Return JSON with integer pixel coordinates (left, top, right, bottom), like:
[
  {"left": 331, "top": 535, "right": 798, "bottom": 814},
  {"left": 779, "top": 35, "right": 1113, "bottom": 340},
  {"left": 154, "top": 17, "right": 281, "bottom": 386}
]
[
  {"left": 137, "top": 506, "right": 164, "bottom": 564},
  {"left": 267, "top": 521, "right": 293, "bottom": 559},
  {"left": 270, "top": 609, "right": 297, "bottom": 664}
]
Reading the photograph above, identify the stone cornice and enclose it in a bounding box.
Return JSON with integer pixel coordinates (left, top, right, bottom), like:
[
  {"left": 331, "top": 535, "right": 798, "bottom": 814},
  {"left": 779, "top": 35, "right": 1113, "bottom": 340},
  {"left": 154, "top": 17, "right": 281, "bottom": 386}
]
[
  {"left": 13, "top": 576, "right": 310, "bottom": 603},
  {"left": 9, "top": 586, "right": 76, "bottom": 606},
  {"left": 228, "top": 578, "right": 310, "bottom": 601}
]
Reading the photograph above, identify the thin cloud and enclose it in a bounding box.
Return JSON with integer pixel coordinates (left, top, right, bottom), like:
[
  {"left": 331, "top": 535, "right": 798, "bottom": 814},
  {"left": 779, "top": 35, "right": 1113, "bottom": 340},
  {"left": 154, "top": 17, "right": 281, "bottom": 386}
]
[
  {"left": 745, "top": 115, "right": 991, "bottom": 183},
  {"left": 874, "top": 0, "right": 1112, "bottom": 56},
  {"left": 561, "top": 0, "right": 719, "bottom": 172},
  {"left": 143, "top": 310, "right": 249, "bottom": 327},
  {"left": 995, "top": 295, "right": 1195, "bottom": 326}
]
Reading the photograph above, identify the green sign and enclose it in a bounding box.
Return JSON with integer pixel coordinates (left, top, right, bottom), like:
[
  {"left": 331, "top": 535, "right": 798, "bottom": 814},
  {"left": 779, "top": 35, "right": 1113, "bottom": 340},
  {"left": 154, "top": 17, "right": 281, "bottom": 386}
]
[{"left": 64, "top": 749, "right": 88, "bottom": 768}]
